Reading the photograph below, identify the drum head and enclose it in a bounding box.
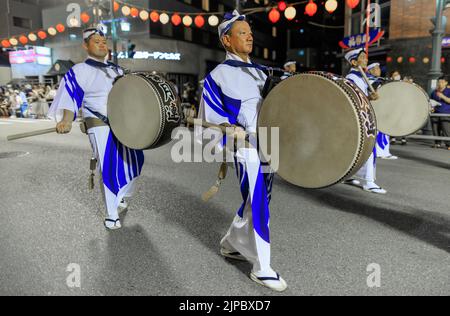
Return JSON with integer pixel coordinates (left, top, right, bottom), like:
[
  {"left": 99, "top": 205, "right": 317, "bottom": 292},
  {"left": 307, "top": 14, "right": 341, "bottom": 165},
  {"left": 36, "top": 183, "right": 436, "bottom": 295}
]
[
  {"left": 371, "top": 81, "right": 430, "bottom": 137},
  {"left": 108, "top": 74, "right": 163, "bottom": 150},
  {"left": 259, "top": 73, "right": 368, "bottom": 189}
]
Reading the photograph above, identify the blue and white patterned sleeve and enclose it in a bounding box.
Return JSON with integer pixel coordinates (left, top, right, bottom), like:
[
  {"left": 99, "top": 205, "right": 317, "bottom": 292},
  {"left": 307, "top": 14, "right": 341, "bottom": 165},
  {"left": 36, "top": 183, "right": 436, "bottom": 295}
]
[{"left": 48, "top": 65, "right": 85, "bottom": 122}]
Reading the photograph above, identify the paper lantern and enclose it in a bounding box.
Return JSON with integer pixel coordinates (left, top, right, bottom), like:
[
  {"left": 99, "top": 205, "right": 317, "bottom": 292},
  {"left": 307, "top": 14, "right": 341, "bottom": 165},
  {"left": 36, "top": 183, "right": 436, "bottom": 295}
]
[
  {"left": 81, "top": 12, "right": 90, "bottom": 24},
  {"left": 1, "top": 39, "right": 11, "bottom": 48},
  {"left": 28, "top": 33, "right": 37, "bottom": 42},
  {"left": 183, "top": 15, "right": 193, "bottom": 27},
  {"left": 130, "top": 8, "right": 139, "bottom": 18},
  {"left": 38, "top": 31, "right": 47, "bottom": 40},
  {"left": 171, "top": 14, "right": 182, "bottom": 26},
  {"left": 113, "top": 1, "right": 120, "bottom": 12},
  {"left": 305, "top": 1, "right": 318, "bottom": 17},
  {"left": 346, "top": 0, "right": 360, "bottom": 9},
  {"left": 397, "top": 56, "right": 403, "bottom": 64},
  {"left": 9, "top": 38, "right": 18, "bottom": 46},
  {"left": 278, "top": 1, "right": 287, "bottom": 12},
  {"left": 122, "top": 6, "right": 131, "bottom": 16},
  {"left": 285, "top": 6, "right": 297, "bottom": 20},
  {"left": 140, "top": 10, "right": 149, "bottom": 21},
  {"left": 268, "top": 9, "right": 281, "bottom": 24},
  {"left": 48, "top": 27, "right": 57, "bottom": 36},
  {"left": 208, "top": 15, "right": 219, "bottom": 27},
  {"left": 195, "top": 15, "right": 205, "bottom": 28},
  {"left": 160, "top": 13, "right": 170, "bottom": 24},
  {"left": 409, "top": 57, "right": 416, "bottom": 64},
  {"left": 150, "top": 11, "right": 160, "bottom": 23},
  {"left": 56, "top": 24, "right": 65, "bottom": 33},
  {"left": 423, "top": 57, "right": 430, "bottom": 64},
  {"left": 325, "top": 0, "right": 338, "bottom": 14},
  {"left": 386, "top": 56, "right": 393, "bottom": 63},
  {"left": 19, "top": 35, "right": 28, "bottom": 45}
]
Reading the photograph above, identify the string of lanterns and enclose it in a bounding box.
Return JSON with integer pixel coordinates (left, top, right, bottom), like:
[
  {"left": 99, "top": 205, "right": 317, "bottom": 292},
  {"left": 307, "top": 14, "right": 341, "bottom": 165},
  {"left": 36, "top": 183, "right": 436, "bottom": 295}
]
[
  {"left": 1, "top": 0, "right": 362, "bottom": 48},
  {"left": 387, "top": 55, "right": 446, "bottom": 65}
]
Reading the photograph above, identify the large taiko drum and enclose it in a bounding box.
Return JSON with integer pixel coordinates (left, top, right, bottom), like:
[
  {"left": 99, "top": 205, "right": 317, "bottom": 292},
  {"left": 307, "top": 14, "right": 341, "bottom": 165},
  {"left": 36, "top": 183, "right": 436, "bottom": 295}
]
[
  {"left": 371, "top": 81, "right": 430, "bottom": 137},
  {"left": 108, "top": 72, "right": 182, "bottom": 150},
  {"left": 258, "top": 72, "right": 377, "bottom": 189}
]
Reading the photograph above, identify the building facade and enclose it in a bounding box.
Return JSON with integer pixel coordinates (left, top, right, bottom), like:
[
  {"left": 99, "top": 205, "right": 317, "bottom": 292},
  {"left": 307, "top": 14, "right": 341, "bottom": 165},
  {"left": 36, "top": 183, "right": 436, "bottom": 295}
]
[{"left": 344, "top": 0, "right": 450, "bottom": 89}]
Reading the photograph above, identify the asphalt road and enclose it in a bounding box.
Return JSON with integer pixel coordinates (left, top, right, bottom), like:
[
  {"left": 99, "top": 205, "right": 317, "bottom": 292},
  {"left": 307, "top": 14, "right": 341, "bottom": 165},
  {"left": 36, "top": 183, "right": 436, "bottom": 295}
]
[{"left": 0, "top": 118, "right": 449, "bottom": 296}]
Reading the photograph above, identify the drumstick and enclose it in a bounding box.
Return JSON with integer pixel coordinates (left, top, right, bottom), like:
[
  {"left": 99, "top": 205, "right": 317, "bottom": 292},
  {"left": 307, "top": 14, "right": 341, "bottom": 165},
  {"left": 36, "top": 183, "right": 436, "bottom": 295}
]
[
  {"left": 7, "top": 128, "right": 56, "bottom": 142},
  {"left": 358, "top": 66, "right": 377, "bottom": 95}
]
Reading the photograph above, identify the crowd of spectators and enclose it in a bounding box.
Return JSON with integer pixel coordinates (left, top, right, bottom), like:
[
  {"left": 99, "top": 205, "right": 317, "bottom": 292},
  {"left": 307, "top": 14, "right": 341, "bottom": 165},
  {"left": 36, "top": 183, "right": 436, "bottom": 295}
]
[{"left": 0, "top": 83, "right": 57, "bottom": 119}]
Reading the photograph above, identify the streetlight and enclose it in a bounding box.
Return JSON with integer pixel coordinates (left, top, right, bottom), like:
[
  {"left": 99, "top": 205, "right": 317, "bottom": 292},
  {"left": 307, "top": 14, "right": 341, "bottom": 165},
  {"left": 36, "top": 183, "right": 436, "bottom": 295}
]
[{"left": 428, "top": 0, "right": 450, "bottom": 93}]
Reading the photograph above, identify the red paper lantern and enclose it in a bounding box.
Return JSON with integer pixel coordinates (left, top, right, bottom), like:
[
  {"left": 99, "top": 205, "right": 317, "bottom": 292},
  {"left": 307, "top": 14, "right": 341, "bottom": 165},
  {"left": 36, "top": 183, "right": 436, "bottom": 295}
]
[
  {"left": 194, "top": 15, "right": 205, "bottom": 28},
  {"left": 441, "top": 57, "right": 446, "bottom": 63},
  {"left": 268, "top": 8, "right": 281, "bottom": 24},
  {"left": 81, "top": 12, "right": 90, "bottom": 24},
  {"left": 19, "top": 35, "right": 28, "bottom": 45},
  {"left": 56, "top": 24, "right": 65, "bottom": 33},
  {"left": 130, "top": 7, "right": 139, "bottom": 18},
  {"left": 409, "top": 57, "right": 416, "bottom": 64},
  {"left": 38, "top": 31, "right": 47, "bottom": 40},
  {"left": 386, "top": 56, "right": 393, "bottom": 63},
  {"left": 278, "top": 1, "right": 287, "bottom": 12},
  {"left": 305, "top": 1, "right": 318, "bottom": 17},
  {"left": 171, "top": 14, "right": 182, "bottom": 26},
  {"left": 113, "top": 1, "right": 120, "bottom": 12},
  {"left": 1, "top": 39, "right": 11, "bottom": 48},
  {"left": 346, "top": 0, "right": 360, "bottom": 9},
  {"left": 150, "top": 11, "right": 160, "bottom": 23}
]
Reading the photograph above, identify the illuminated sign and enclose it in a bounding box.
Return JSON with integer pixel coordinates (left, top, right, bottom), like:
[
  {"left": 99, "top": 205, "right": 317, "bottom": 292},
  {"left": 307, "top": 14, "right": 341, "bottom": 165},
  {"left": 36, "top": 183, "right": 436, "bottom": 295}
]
[
  {"left": 117, "top": 51, "right": 181, "bottom": 61},
  {"left": 443, "top": 37, "right": 450, "bottom": 48},
  {"left": 9, "top": 46, "right": 52, "bottom": 65}
]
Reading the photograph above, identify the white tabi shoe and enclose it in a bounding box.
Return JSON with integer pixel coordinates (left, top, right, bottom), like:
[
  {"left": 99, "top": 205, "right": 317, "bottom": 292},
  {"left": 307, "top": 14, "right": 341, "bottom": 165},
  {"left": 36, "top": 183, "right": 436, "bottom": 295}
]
[
  {"left": 104, "top": 219, "right": 122, "bottom": 230},
  {"left": 220, "top": 248, "right": 248, "bottom": 262},
  {"left": 380, "top": 155, "right": 398, "bottom": 160},
  {"left": 363, "top": 183, "right": 387, "bottom": 195},
  {"left": 250, "top": 272, "right": 288, "bottom": 292},
  {"left": 344, "top": 179, "right": 361, "bottom": 187}
]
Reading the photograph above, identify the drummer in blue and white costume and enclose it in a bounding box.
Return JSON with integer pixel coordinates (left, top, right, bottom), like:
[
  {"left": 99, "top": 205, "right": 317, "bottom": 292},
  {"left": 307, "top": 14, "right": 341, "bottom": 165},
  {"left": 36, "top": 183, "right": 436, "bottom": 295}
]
[
  {"left": 197, "top": 11, "right": 287, "bottom": 292},
  {"left": 344, "top": 48, "right": 387, "bottom": 194},
  {"left": 48, "top": 26, "right": 144, "bottom": 230},
  {"left": 367, "top": 63, "right": 398, "bottom": 160}
]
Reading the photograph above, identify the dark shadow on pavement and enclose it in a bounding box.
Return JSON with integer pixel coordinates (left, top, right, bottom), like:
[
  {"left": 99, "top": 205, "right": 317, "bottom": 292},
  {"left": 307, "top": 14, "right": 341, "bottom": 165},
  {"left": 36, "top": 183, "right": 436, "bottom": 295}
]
[
  {"left": 96, "top": 225, "right": 185, "bottom": 295},
  {"left": 276, "top": 178, "right": 450, "bottom": 254}
]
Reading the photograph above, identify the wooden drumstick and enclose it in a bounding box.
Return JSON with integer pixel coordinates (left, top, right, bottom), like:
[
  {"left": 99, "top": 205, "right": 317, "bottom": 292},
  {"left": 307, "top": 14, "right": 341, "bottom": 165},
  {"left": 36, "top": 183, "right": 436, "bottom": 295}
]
[
  {"left": 358, "top": 66, "right": 377, "bottom": 95},
  {"left": 7, "top": 128, "right": 56, "bottom": 142}
]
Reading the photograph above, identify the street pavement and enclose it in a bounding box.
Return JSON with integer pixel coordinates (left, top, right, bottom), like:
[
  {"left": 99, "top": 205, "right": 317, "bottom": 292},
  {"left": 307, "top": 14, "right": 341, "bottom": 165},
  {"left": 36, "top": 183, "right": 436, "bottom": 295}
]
[{"left": 0, "top": 118, "right": 449, "bottom": 296}]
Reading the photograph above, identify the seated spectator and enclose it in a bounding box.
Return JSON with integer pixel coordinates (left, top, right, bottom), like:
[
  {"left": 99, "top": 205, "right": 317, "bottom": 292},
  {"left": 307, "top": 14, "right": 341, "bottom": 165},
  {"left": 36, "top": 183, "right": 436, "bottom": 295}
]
[{"left": 430, "top": 75, "right": 450, "bottom": 150}]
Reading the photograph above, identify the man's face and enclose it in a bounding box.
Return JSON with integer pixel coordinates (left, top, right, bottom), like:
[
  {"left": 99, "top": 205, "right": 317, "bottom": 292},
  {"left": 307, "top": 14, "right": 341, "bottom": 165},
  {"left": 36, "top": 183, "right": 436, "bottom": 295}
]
[
  {"left": 222, "top": 21, "right": 253, "bottom": 56},
  {"left": 369, "top": 66, "right": 381, "bottom": 77},
  {"left": 84, "top": 34, "right": 109, "bottom": 60},
  {"left": 285, "top": 64, "right": 297, "bottom": 73},
  {"left": 438, "top": 79, "right": 448, "bottom": 90},
  {"left": 351, "top": 52, "right": 368, "bottom": 68}
]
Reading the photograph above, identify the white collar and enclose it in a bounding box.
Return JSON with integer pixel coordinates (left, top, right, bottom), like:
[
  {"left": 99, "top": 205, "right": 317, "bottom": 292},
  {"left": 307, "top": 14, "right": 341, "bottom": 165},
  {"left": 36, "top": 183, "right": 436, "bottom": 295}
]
[{"left": 225, "top": 51, "right": 251, "bottom": 64}]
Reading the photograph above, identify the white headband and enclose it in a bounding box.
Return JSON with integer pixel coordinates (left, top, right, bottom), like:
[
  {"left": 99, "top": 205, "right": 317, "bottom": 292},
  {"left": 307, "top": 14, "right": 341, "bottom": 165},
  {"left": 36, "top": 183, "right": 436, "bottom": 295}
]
[
  {"left": 367, "top": 63, "right": 380, "bottom": 70},
  {"left": 83, "top": 25, "right": 106, "bottom": 41},
  {"left": 218, "top": 10, "right": 246, "bottom": 38},
  {"left": 344, "top": 48, "right": 365, "bottom": 64}
]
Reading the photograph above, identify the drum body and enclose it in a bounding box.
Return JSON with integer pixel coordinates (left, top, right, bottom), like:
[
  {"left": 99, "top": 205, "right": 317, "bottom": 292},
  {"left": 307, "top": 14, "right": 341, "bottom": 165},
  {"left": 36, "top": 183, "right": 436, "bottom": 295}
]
[
  {"left": 108, "top": 73, "right": 182, "bottom": 150},
  {"left": 258, "top": 72, "right": 377, "bottom": 189},
  {"left": 371, "top": 81, "right": 430, "bottom": 137}
]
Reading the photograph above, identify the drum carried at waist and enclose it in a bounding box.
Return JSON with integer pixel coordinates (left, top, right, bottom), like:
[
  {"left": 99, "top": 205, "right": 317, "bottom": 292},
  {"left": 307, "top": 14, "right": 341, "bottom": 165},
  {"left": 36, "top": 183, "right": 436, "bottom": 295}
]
[
  {"left": 107, "top": 72, "right": 182, "bottom": 150},
  {"left": 258, "top": 72, "right": 377, "bottom": 189},
  {"left": 370, "top": 81, "right": 430, "bottom": 137}
]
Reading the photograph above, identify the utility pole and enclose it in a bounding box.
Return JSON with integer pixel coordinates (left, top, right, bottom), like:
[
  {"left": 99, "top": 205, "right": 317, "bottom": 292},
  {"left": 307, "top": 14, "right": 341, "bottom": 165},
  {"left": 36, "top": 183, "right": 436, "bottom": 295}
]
[
  {"left": 428, "top": 0, "right": 449, "bottom": 93},
  {"left": 235, "top": 0, "right": 240, "bottom": 11},
  {"left": 110, "top": 0, "right": 118, "bottom": 64}
]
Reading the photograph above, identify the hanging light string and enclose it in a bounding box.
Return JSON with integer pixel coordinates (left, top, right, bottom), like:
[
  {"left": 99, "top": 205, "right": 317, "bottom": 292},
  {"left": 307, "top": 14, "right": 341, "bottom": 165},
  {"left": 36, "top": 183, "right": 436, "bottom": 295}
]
[{"left": 1, "top": 0, "right": 352, "bottom": 47}]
